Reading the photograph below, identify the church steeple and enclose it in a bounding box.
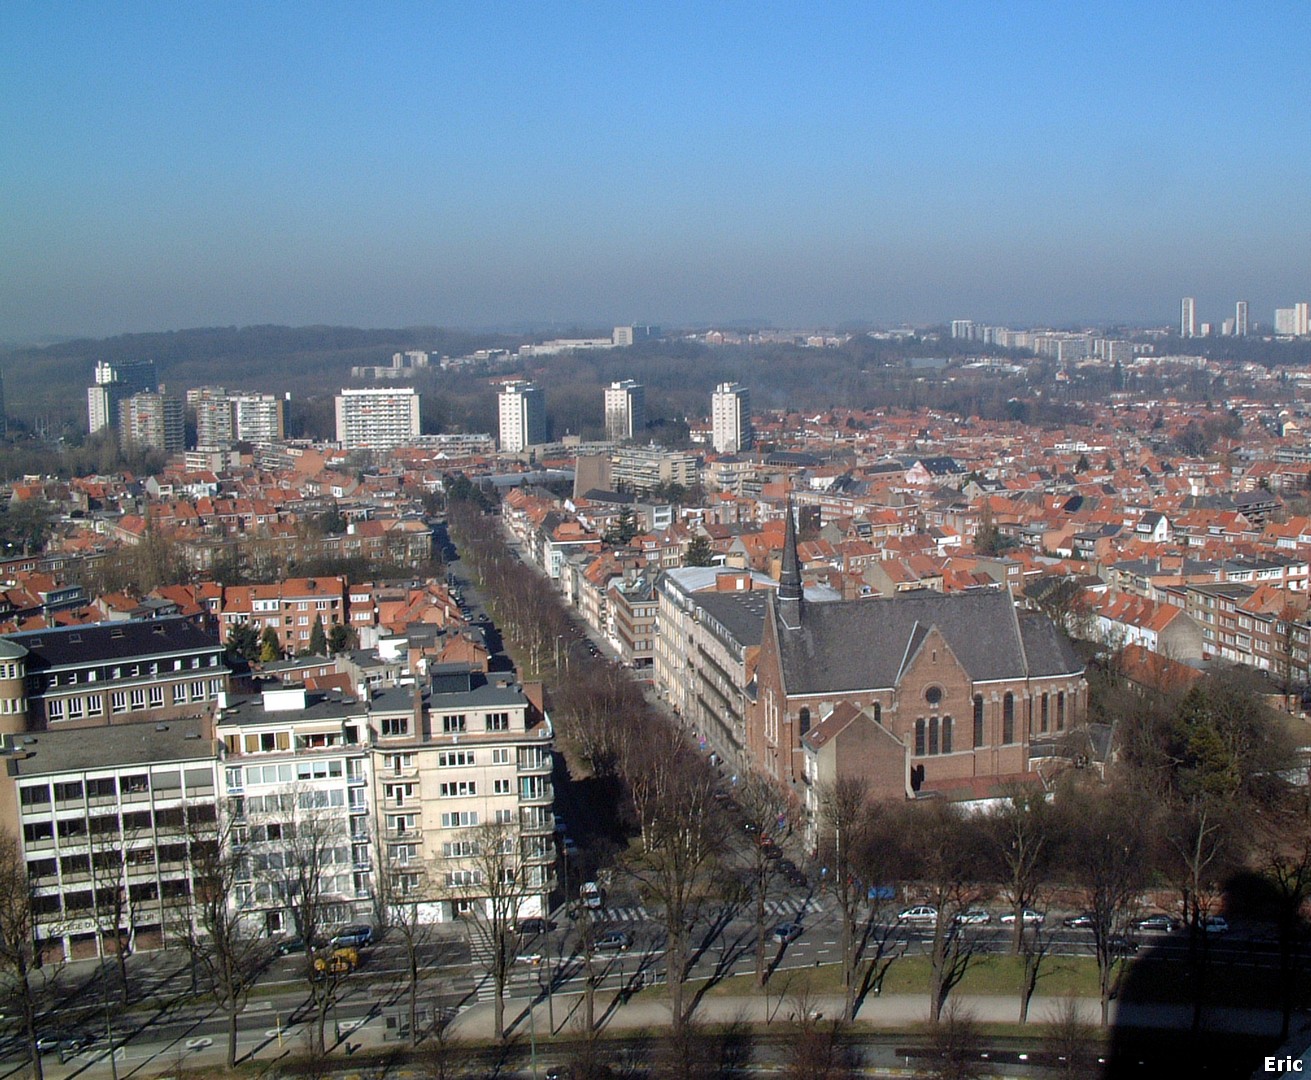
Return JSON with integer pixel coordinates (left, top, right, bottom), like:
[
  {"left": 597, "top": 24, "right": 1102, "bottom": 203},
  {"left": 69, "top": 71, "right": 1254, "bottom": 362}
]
[{"left": 778, "top": 497, "right": 803, "bottom": 628}]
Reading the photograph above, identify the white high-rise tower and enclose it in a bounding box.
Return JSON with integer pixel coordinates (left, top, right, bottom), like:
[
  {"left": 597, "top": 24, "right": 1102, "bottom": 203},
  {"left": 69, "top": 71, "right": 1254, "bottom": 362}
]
[
  {"left": 711, "top": 382, "right": 753, "bottom": 454},
  {"left": 1181, "top": 297, "right": 1197, "bottom": 338},
  {"left": 498, "top": 381, "right": 547, "bottom": 452}
]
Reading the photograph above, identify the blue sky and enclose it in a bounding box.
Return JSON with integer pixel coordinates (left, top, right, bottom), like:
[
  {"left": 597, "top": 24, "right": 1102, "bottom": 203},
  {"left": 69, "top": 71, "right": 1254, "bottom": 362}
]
[{"left": 2, "top": 2, "right": 1309, "bottom": 340}]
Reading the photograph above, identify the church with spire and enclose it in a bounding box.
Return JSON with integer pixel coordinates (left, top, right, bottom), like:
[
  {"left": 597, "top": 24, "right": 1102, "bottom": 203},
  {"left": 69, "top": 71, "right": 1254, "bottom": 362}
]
[{"left": 749, "top": 500, "right": 1087, "bottom": 803}]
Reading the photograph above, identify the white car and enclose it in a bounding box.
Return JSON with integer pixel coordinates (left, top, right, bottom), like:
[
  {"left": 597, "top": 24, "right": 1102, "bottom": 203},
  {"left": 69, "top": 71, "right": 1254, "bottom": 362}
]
[
  {"left": 954, "top": 909, "right": 991, "bottom": 925},
  {"left": 1000, "top": 909, "right": 1046, "bottom": 926},
  {"left": 897, "top": 905, "right": 939, "bottom": 926}
]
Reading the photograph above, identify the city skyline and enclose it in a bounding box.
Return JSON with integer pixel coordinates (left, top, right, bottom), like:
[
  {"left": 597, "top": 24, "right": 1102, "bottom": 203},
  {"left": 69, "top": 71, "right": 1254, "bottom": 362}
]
[{"left": 3, "top": 3, "right": 1310, "bottom": 342}]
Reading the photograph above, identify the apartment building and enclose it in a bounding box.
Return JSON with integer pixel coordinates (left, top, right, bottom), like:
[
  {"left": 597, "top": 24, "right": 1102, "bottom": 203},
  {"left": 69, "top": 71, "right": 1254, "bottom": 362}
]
[
  {"left": 604, "top": 380, "right": 645, "bottom": 443},
  {"left": 217, "top": 576, "right": 349, "bottom": 656},
  {"left": 335, "top": 387, "right": 421, "bottom": 451},
  {"left": 119, "top": 391, "right": 186, "bottom": 454},
  {"left": 6, "top": 618, "right": 229, "bottom": 730},
  {"left": 497, "top": 381, "right": 547, "bottom": 453},
  {"left": 654, "top": 566, "right": 776, "bottom": 772},
  {"left": 378, "top": 664, "right": 554, "bottom": 922},
  {"left": 215, "top": 685, "right": 376, "bottom": 935},
  {"left": 609, "top": 445, "right": 698, "bottom": 495},
  {"left": 711, "top": 382, "right": 752, "bottom": 454},
  {"left": 2, "top": 716, "right": 219, "bottom": 960}
]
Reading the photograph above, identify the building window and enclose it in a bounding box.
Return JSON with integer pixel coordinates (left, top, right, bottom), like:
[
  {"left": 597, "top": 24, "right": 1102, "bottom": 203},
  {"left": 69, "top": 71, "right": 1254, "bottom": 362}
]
[
  {"left": 929, "top": 717, "right": 939, "bottom": 755},
  {"left": 925, "top": 686, "right": 943, "bottom": 707},
  {"left": 439, "top": 811, "right": 478, "bottom": 828},
  {"left": 942, "top": 716, "right": 952, "bottom": 754},
  {"left": 1002, "top": 693, "right": 1015, "bottom": 744},
  {"left": 872, "top": 702, "right": 882, "bottom": 725},
  {"left": 485, "top": 712, "right": 509, "bottom": 732},
  {"left": 439, "top": 781, "right": 477, "bottom": 798},
  {"left": 1040, "top": 694, "right": 1049, "bottom": 734},
  {"left": 914, "top": 719, "right": 926, "bottom": 756},
  {"left": 442, "top": 714, "right": 466, "bottom": 734},
  {"left": 437, "top": 750, "right": 474, "bottom": 767},
  {"left": 495, "top": 808, "right": 514, "bottom": 825},
  {"left": 381, "top": 716, "right": 410, "bottom": 737},
  {"left": 491, "top": 748, "right": 510, "bottom": 765},
  {"left": 1057, "top": 691, "right": 1066, "bottom": 731},
  {"left": 47, "top": 699, "right": 64, "bottom": 721},
  {"left": 149, "top": 685, "right": 164, "bottom": 708},
  {"left": 493, "top": 778, "right": 512, "bottom": 795},
  {"left": 111, "top": 691, "right": 128, "bottom": 714}
]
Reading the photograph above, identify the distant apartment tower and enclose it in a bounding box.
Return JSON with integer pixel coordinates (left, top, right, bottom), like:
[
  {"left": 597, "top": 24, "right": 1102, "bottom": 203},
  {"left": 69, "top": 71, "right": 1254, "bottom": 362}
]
[
  {"left": 1235, "top": 300, "right": 1249, "bottom": 337},
  {"left": 950, "top": 320, "right": 975, "bottom": 340},
  {"left": 87, "top": 359, "right": 158, "bottom": 433},
  {"left": 1180, "top": 297, "right": 1197, "bottom": 338},
  {"left": 119, "top": 391, "right": 185, "bottom": 453},
  {"left": 604, "top": 380, "right": 645, "bottom": 443},
  {"left": 334, "top": 387, "right": 421, "bottom": 450},
  {"left": 613, "top": 326, "right": 660, "bottom": 346},
  {"left": 232, "top": 393, "right": 285, "bottom": 443},
  {"left": 1276, "top": 304, "right": 1310, "bottom": 337},
  {"left": 498, "top": 381, "right": 547, "bottom": 453},
  {"left": 193, "top": 388, "right": 285, "bottom": 447},
  {"left": 711, "top": 382, "right": 752, "bottom": 453},
  {"left": 0, "top": 370, "right": 7, "bottom": 440}
]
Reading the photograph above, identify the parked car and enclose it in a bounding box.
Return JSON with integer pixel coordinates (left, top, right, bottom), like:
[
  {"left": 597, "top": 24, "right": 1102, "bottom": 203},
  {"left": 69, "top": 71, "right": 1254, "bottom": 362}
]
[
  {"left": 516, "top": 952, "right": 544, "bottom": 966},
  {"left": 1000, "top": 909, "right": 1046, "bottom": 927},
  {"left": 581, "top": 882, "right": 604, "bottom": 910},
  {"left": 954, "top": 909, "right": 991, "bottom": 925},
  {"left": 275, "top": 936, "right": 307, "bottom": 956},
  {"left": 1062, "top": 913, "right": 1095, "bottom": 929},
  {"left": 1135, "top": 914, "right": 1177, "bottom": 933},
  {"left": 773, "top": 921, "right": 804, "bottom": 943},
  {"left": 897, "top": 905, "right": 939, "bottom": 926},
  {"left": 516, "top": 917, "right": 555, "bottom": 935},
  {"left": 595, "top": 930, "right": 633, "bottom": 952},
  {"left": 331, "top": 924, "right": 375, "bottom": 948},
  {"left": 1203, "top": 915, "right": 1230, "bottom": 934}
]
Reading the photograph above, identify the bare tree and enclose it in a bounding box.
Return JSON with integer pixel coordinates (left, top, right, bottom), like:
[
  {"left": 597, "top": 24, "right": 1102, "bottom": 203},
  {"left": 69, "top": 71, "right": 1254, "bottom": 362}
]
[
  {"left": 815, "top": 777, "right": 907, "bottom": 1023},
  {"left": 0, "top": 832, "right": 64, "bottom": 1080},
  {"left": 736, "top": 772, "right": 796, "bottom": 986},
  {"left": 174, "top": 817, "right": 271, "bottom": 1067},
  {"left": 373, "top": 828, "right": 435, "bottom": 1046},
  {"left": 982, "top": 789, "right": 1053, "bottom": 955},
  {"left": 621, "top": 743, "right": 727, "bottom": 1037},
  {"left": 457, "top": 819, "right": 540, "bottom": 1042},
  {"left": 1042, "top": 995, "right": 1100, "bottom": 1079},
  {"left": 256, "top": 793, "right": 352, "bottom": 1057},
  {"left": 923, "top": 999, "right": 986, "bottom": 1080},
  {"left": 87, "top": 812, "right": 139, "bottom": 1007},
  {"left": 908, "top": 802, "right": 988, "bottom": 1024},
  {"left": 1058, "top": 787, "right": 1150, "bottom": 1026}
]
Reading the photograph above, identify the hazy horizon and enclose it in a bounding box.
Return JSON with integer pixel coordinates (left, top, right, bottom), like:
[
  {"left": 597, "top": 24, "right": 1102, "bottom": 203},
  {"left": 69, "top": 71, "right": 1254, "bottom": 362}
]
[{"left": 4, "top": 3, "right": 1308, "bottom": 342}]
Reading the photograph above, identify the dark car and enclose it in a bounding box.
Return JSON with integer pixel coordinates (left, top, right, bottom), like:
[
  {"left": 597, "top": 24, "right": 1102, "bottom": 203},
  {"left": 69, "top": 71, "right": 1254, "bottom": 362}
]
[
  {"left": 1135, "top": 914, "right": 1177, "bottom": 933},
  {"left": 275, "top": 936, "right": 308, "bottom": 955},
  {"left": 1108, "top": 934, "right": 1139, "bottom": 955},
  {"left": 1063, "top": 913, "right": 1095, "bottom": 929},
  {"left": 595, "top": 930, "right": 633, "bottom": 952},
  {"left": 331, "top": 924, "right": 375, "bottom": 948},
  {"left": 773, "top": 921, "right": 804, "bottom": 943},
  {"left": 516, "top": 917, "right": 556, "bottom": 935}
]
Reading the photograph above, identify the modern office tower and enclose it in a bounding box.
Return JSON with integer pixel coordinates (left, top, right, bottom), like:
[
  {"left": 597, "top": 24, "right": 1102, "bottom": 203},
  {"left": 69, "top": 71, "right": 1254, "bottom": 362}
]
[
  {"left": 334, "top": 387, "right": 421, "bottom": 450},
  {"left": 1180, "top": 297, "right": 1197, "bottom": 338},
  {"left": 497, "top": 380, "right": 547, "bottom": 452},
  {"left": 119, "top": 391, "right": 186, "bottom": 453},
  {"left": 604, "top": 380, "right": 645, "bottom": 443},
  {"left": 87, "top": 359, "right": 158, "bottom": 433},
  {"left": 1235, "top": 300, "right": 1249, "bottom": 337},
  {"left": 711, "top": 382, "right": 753, "bottom": 453}
]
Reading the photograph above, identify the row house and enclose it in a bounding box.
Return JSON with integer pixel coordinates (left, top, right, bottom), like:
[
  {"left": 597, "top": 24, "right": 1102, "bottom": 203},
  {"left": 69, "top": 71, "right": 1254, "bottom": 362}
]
[
  {"left": 608, "top": 572, "right": 658, "bottom": 670},
  {"left": 1092, "top": 592, "right": 1205, "bottom": 662}
]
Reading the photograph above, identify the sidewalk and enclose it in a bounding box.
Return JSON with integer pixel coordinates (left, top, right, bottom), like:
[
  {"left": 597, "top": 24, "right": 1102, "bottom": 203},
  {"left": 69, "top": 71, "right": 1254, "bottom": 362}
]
[{"left": 444, "top": 987, "right": 1292, "bottom": 1042}]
